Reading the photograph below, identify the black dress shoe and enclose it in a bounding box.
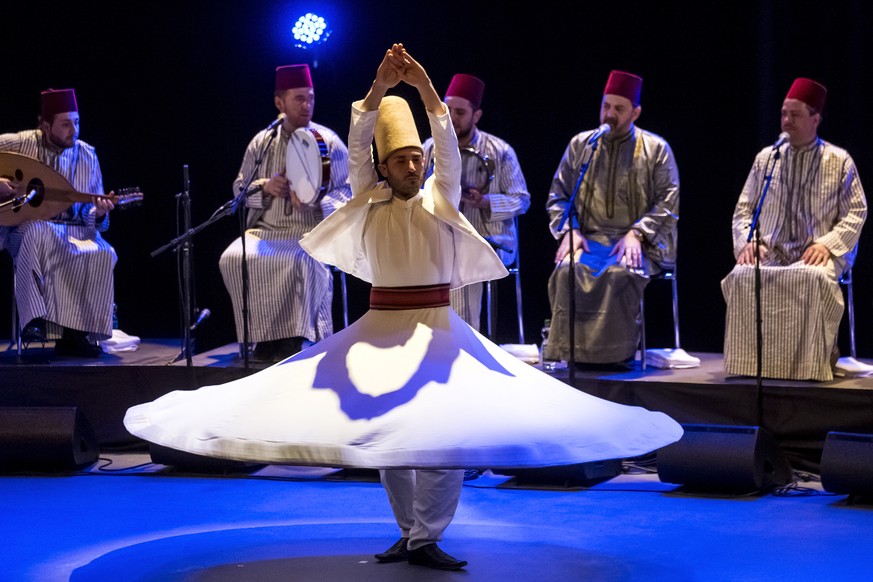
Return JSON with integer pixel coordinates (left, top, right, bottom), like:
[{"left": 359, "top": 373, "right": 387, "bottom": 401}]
[
  {"left": 374, "top": 537, "right": 409, "bottom": 563},
  {"left": 463, "top": 468, "right": 484, "bottom": 481},
  {"left": 408, "top": 543, "right": 468, "bottom": 570},
  {"left": 574, "top": 359, "right": 634, "bottom": 372},
  {"left": 252, "top": 337, "right": 305, "bottom": 363},
  {"left": 252, "top": 341, "right": 277, "bottom": 363},
  {"left": 55, "top": 329, "right": 103, "bottom": 358},
  {"left": 21, "top": 317, "right": 47, "bottom": 345}
]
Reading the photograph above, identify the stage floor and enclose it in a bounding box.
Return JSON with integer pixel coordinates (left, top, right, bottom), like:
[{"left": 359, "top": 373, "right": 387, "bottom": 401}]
[
  {"left": 5, "top": 337, "right": 873, "bottom": 389},
  {"left": 2, "top": 451, "right": 873, "bottom": 582}
]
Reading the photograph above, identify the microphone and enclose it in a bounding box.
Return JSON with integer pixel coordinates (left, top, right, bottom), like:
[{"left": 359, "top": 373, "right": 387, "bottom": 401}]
[
  {"left": 267, "top": 113, "right": 286, "bottom": 134},
  {"left": 588, "top": 123, "right": 612, "bottom": 145},
  {"left": 190, "top": 308, "right": 211, "bottom": 331},
  {"left": 13, "top": 188, "right": 38, "bottom": 209},
  {"left": 772, "top": 131, "right": 790, "bottom": 150}
]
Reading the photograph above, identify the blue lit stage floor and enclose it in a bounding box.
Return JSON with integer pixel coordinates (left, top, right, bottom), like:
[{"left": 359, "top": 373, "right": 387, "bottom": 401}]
[{"left": 2, "top": 451, "right": 873, "bottom": 582}]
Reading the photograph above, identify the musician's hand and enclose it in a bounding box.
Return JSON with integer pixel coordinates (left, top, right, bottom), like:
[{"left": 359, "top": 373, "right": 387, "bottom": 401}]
[
  {"left": 461, "top": 188, "right": 489, "bottom": 209},
  {"left": 802, "top": 242, "right": 831, "bottom": 266},
  {"left": 0, "top": 177, "right": 19, "bottom": 199},
  {"left": 555, "top": 229, "right": 588, "bottom": 264},
  {"left": 737, "top": 242, "right": 767, "bottom": 265},
  {"left": 93, "top": 192, "right": 116, "bottom": 218},
  {"left": 612, "top": 231, "right": 643, "bottom": 269},
  {"left": 264, "top": 173, "right": 290, "bottom": 198}
]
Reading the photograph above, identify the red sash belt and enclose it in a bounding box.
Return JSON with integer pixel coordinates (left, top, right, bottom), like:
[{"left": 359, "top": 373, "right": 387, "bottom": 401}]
[{"left": 370, "top": 283, "right": 451, "bottom": 310}]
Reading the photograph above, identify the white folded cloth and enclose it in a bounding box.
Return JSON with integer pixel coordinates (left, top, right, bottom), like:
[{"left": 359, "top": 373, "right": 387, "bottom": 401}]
[
  {"left": 99, "top": 329, "right": 141, "bottom": 353},
  {"left": 834, "top": 356, "right": 873, "bottom": 378},
  {"left": 644, "top": 348, "right": 701, "bottom": 369},
  {"left": 499, "top": 343, "right": 540, "bottom": 364}
]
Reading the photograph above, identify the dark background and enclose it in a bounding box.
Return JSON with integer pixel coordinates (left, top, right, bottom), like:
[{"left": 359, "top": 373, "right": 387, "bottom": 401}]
[{"left": 2, "top": 0, "right": 871, "bottom": 357}]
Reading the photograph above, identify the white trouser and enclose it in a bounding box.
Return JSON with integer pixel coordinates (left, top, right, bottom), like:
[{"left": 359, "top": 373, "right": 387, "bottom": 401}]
[{"left": 379, "top": 469, "right": 464, "bottom": 550}]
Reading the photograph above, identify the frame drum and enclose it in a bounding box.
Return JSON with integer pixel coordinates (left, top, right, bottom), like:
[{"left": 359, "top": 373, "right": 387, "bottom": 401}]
[{"left": 285, "top": 127, "right": 330, "bottom": 205}]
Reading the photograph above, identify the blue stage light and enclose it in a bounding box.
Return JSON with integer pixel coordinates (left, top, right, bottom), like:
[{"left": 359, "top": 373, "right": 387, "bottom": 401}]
[{"left": 292, "top": 13, "right": 330, "bottom": 49}]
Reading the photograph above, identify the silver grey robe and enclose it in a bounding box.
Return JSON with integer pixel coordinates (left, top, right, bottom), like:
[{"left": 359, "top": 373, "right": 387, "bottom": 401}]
[{"left": 544, "top": 126, "right": 679, "bottom": 363}]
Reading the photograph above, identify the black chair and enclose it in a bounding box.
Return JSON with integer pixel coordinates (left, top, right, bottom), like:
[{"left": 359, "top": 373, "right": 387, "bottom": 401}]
[
  {"left": 639, "top": 267, "right": 681, "bottom": 371},
  {"left": 484, "top": 216, "right": 524, "bottom": 344}
]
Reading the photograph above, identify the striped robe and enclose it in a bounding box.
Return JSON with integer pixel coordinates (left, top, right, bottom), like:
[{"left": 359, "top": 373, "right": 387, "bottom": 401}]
[
  {"left": 0, "top": 130, "right": 116, "bottom": 340},
  {"left": 219, "top": 121, "right": 351, "bottom": 344},
  {"left": 421, "top": 129, "right": 530, "bottom": 331},
  {"left": 722, "top": 138, "right": 867, "bottom": 381}
]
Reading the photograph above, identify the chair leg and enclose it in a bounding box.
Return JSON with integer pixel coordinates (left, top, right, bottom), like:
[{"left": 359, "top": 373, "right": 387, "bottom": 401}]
[
  {"left": 514, "top": 269, "right": 524, "bottom": 344},
  {"left": 485, "top": 280, "right": 494, "bottom": 340},
  {"left": 339, "top": 271, "right": 349, "bottom": 329},
  {"left": 671, "top": 274, "right": 681, "bottom": 349},
  {"left": 640, "top": 294, "right": 647, "bottom": 371},
  {"left": 847, "top": 274, "right": 856, "bottom": 359}
]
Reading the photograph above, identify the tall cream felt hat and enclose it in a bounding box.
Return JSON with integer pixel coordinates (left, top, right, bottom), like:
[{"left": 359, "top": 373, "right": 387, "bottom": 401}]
[{"left": 375, "top": 95, "right": 422, "bottom": 163}]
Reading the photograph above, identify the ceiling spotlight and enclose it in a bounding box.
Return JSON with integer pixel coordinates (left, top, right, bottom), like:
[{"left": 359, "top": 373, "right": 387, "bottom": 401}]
[{"left": 292, "top": 13, "right": 330, "bottom": 49}]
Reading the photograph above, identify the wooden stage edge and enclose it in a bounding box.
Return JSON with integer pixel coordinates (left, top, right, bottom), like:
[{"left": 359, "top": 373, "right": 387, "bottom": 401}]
[{"left": 2, "top": 339, "right": 873, "bottom": 472}]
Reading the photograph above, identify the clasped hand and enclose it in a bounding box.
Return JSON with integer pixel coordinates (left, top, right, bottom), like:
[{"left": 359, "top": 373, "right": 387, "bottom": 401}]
[{"left": 375, "top": 43, "right": 426, "bottom": 89}]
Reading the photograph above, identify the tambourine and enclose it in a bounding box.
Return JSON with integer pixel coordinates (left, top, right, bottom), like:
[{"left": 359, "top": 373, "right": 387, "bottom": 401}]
[
  {"left": 459, "top": 146, "right": 494, "bottom": 195},
  {"left": 285, "top": 127, "right": 330, "bottom": 206}
]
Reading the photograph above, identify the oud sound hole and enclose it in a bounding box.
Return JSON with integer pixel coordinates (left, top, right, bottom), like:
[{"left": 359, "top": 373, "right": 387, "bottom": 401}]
[{"left": 26, "top": 178, "right": 45, "bottom": 207}]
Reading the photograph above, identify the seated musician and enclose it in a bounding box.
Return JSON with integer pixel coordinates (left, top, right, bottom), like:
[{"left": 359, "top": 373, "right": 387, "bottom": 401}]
[
  {"left": 421, "top": 73, "right": 531, "bottom": 332},
  {"left": 218, "top": 64, "right": 351, "bottom": 363},
  {"left": 0, "top": 88, "right": 117, "bottom": 357}
]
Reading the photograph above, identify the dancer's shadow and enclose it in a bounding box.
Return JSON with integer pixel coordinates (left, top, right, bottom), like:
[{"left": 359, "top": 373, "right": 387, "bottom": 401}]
[{"left": 283, "top": 313, "right": 514, "bottom": 421}]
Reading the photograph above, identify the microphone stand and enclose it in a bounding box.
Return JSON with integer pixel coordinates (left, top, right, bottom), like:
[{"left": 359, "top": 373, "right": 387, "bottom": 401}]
[
  {"left": 0, "top": 188, "right": 38, "bottom": 213},
  {"left": 151, "top": 125, "right": 278, "bottom": 370},
  {"left": 233, "top": 123, "right": 281, "bottom": 370},
  {"left": 557, "top": 135, "right": 601, "bottom": 385},
  {"left": 151, "top": 149, "right": 270, "bottom": 368},
  {"left": 746, "top": 146, "right": 781, "bottom": 427},
  {"left": 179, "top": 165, "right": 194, "bottom": 365},
  {"left": 153, "top": 165, "right": 199, "bottom": 366}
]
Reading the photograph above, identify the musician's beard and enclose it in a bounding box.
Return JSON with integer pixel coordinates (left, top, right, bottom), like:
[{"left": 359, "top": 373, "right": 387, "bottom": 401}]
[
  {"left": 46, "top": 131, "right": 77, "bottom": 150},
  {"left": 455, "top": 124, "right": 473, "bottom": 143}
]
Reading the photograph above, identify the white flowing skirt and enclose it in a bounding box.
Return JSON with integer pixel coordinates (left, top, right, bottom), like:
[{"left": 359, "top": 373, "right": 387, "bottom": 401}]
[{"left": 124, "top": 306, "right": 682, "bottom": 469}]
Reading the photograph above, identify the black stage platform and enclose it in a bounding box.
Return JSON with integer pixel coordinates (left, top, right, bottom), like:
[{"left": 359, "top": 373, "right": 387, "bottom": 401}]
[{"left": 3, "top": 339, "right": 873, "bottom": 471}]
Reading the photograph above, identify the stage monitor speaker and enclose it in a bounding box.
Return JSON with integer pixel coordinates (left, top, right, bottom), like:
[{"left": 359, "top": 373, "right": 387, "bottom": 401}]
[
  {"left": 820, "top": 432, "right": 873, "bottom": 497},
  {"left": 0, "top": 406, "right": 99, "bottom": 470},
  {"left": 495, "top": 459, "right": 623, "bottom": 489},
  {"left": 657, "top": 424, "right": 792, "bottom": 493},
  {"left": 149, "top": 443, "right": 265, "bottom": 474}
]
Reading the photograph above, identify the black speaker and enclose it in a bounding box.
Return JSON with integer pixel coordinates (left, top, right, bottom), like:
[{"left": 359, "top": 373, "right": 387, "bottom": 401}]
[
  {"left": 495, "top": 459, "right": 623, "bottom": 489},
  {"left": 820, "top": 432, "right": 873, "bottom": 497},
  {"left": 657, "top": 424, "right": 792, "bottom": 493},
  {"left": 149, "top": 443, "right": 264, "bottom": 474},
  {"left": 0, "top": 406, "right": 99, "bottom": 470}
]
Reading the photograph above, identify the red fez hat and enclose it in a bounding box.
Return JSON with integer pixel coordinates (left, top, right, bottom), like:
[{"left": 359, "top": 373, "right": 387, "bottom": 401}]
[
  {"left": 40, "top": 88, "right": 78, "bottom": 119},
  {"left": 275, "top": 64, "right": 313, "bottom": 91},
  {"left": 603, "top": 70, "right": 642, "bottom": 106},
  {"left": 785, "top": 78, "right": 827, "bottom": 114},
  {"left": 445, "top": 73, "right": 485, "bottom": 110}
]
